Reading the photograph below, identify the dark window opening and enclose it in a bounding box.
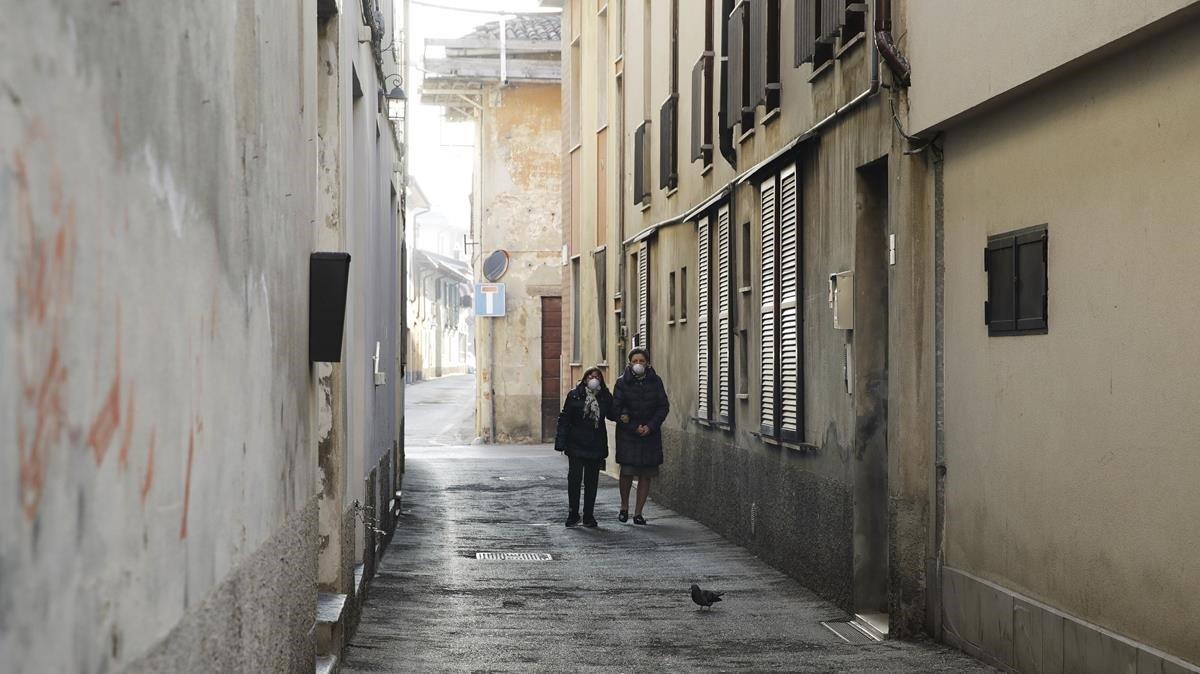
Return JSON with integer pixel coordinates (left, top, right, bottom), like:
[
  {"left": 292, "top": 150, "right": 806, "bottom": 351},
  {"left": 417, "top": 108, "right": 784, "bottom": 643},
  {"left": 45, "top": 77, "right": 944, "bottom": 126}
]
[
  {"left": 680, "top": 266, "right": 688, "bottom": 321},
  {"left": 660, "top": 94, "right": 679, "bottom": 190},
  {"left": 985, "top": 225, "right": 1048, "bottom": 336}
]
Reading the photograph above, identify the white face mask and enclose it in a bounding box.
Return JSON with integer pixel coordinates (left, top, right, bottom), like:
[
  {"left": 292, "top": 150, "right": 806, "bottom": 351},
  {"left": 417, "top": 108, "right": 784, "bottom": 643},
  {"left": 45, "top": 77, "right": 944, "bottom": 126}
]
[
  {"left": 632, "top": 363, "right": 646, "bottom": 376},
  {"left": 587, "top": 378, "right": 602, "bottom": 391}
]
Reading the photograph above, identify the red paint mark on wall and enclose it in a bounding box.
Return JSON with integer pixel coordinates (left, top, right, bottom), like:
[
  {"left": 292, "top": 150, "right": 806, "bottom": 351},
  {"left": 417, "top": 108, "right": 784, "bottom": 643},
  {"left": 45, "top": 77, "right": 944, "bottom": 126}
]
[
  {"left": 118, "top": 384, "right": 136, "bottom": 471},
  {"left": 88, "top": 331, "right": 121, "bottom": 466},
  {"left": 17, "top": 346, "right": 68, "bottom": 520},
  {"left": 140, "top": 429, "right": 156, "bottom": 505},
  {"left": 179, "top": 426, "right": 195, "bottom": 539}
]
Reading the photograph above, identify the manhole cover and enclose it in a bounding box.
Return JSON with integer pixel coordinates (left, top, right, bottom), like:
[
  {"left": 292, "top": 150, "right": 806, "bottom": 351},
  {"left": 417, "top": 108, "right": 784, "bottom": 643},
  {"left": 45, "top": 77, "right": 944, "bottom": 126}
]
[{"left": 475, "top": 552, "right": 554, "bottom": 561}]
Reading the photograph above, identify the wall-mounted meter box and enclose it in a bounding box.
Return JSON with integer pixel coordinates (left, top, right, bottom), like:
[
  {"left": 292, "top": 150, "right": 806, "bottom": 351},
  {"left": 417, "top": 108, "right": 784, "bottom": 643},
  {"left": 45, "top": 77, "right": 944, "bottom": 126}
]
[{"left": 829, "top": 271, "right": 854, "bottom": 330}]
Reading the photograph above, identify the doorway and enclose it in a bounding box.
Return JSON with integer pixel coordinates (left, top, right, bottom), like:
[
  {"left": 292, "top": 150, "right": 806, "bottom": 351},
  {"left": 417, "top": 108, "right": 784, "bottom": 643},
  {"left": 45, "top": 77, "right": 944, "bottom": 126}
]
[
  {"left": 852, "top": 158, "right": 889, "bottom": 637},
  {"left": 540, "top": 297, "right": 563, "bottom": 442}
]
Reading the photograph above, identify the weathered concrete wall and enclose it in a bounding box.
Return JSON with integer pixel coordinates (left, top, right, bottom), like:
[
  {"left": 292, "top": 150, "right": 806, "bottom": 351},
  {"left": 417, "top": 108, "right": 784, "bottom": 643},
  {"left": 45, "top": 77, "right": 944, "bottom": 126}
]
[
  {"left": 940, "top": 16, "right": 1200, "bottom": 667},
  {"left": 0, "top": 0, "right": 319, "bottom": 671},
  {"left": 475, "top": 83, "right": 563, "bottom": 443}
]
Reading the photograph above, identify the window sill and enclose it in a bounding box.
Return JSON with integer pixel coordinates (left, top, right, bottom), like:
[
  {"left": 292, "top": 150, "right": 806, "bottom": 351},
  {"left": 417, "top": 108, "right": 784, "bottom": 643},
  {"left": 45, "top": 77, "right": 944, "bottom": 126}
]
[
  {"left": 735, "top": 393, "right": 749, "bottom": 400},
  {"left": 761, "top": 108, "right": 781, "bottom": 126},
  {"left": 570, "top": 142, "right": 583, "bottom": 154},
  {"left": 754, "top": 432, "right": 819, "bottom": 453},
  {"left": 678, "top": 318, "right": 687, "bottom": 324},
  {"left": 638, "top": 201, "right": 652, "bottom": 213},
  {"left": 667, "top": 319, "right": 676, "bottom": 326},
  {"left": 595, "top": 123, "right": 609, "bottom": 135},
  {"left": 665, "top": 187, "right": 678, "bottom": 198},
  {"left": 739, "top": 286, "right": 753, "bottom": 295},
  {"left": 836, "top": 31, "right": 866, "bottom": 58},
  {"left": 571, "top": 35, "right": 581, "bottom": 47},
  {"left": 808, "top": 60, "right": 834, "bottom": 83},
  {"left": 692, "top": 417, "right": 732, "bottom": 431},
  {"left": 700, "top": 163, "right": 714, "bottom": 177},
  {"left": 568, "top": 362, "right": 583, "bottom": 367},
  {"left": 737, "top": 127, "right": 756, "bottom": 144},
  {"left": 593, "top": 244, "right": 607, "bottom": 253}
]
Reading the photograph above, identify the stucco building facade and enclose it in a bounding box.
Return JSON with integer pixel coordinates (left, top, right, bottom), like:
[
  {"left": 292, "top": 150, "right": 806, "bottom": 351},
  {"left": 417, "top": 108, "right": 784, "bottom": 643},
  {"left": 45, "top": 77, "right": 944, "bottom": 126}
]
[
  {"left": 562, "top": 0, "right": 1200, "bottom": 670},
  {"left": 424, "top": 14, "right": 564, "bottom": 443},
  {"left": 0, "top": 0, "right": 409, "bottom": 671}
]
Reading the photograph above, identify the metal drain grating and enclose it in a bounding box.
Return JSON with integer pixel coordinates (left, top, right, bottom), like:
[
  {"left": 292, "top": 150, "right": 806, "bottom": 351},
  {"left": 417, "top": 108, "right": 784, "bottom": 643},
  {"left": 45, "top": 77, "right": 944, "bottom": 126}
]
[
  {"left": 475, "top": 552, "right": 554, "bottom": 561},
  {"left": 821, "top": 621, "right": 877, "bottom": 644}
]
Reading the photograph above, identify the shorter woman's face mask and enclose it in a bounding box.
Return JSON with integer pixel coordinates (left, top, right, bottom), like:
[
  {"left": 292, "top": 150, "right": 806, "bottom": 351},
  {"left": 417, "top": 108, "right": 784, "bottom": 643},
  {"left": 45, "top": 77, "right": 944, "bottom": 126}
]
[{"left": 587, "top": 378, "right": 602, "bottom": 391}]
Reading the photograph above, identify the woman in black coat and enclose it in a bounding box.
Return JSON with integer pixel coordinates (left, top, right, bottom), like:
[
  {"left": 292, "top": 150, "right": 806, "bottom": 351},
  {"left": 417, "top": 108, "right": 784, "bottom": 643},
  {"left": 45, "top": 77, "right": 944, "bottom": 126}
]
[
  {"left": 554, "top": 366, "right": 616, "bottom": 527},
  {"left": 612, "top": 348, "right": 669, "bottom": 525}
]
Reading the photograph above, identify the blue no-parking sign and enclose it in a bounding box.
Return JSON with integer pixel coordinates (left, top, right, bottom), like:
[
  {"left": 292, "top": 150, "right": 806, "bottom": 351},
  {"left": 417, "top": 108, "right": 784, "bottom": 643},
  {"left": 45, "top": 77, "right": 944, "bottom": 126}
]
[{"left": 474, "top": 283, "right": 506, "bottom": 317}]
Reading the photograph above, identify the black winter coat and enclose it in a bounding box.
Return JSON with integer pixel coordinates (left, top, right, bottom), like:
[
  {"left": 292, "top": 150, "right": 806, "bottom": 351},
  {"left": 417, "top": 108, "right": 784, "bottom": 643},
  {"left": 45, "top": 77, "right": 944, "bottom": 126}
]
[
  {"left": 612, "top": 367, "right": 670, "bottom": 467},
  {"left": 554, "top": 384, "right": 615, "bottom": 460}
]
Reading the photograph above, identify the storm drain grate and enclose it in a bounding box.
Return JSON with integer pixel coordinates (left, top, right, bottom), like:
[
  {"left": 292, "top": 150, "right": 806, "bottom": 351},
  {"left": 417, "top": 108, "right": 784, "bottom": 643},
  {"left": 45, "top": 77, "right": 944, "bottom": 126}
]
[
  {"left": 475, "top": 552, "right": 554, "bottom": 561},
  {"left": 820, "top": 621, "right": 877, "bottom": 645}
]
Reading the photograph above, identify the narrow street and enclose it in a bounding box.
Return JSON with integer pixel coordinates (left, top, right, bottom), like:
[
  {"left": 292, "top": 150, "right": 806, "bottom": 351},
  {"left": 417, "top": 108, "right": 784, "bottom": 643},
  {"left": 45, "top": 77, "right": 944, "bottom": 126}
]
[{"left": 342, "top": 376, "right": 991, "bottom": 672}]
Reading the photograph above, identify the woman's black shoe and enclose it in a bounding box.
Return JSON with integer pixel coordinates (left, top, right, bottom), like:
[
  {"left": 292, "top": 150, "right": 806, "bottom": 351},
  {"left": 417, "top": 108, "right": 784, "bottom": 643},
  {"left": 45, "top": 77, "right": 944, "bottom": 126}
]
[
  {"left": 566, "top": 512, "right": 581, "bottom": 527},
  {"left": 582, "top": 514, "right": 598, "bottom": 528},
  {"left": 618, "top": 510, "right": 629, "bottom": 523},
  {"left": 633, "top": 514, "right": 647, "bottom": 525}
]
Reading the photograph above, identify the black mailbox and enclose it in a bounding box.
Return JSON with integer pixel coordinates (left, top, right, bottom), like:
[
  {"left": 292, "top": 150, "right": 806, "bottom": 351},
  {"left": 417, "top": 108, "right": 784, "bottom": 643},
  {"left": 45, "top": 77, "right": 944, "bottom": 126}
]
[{"left": 310, "top": 252, "right": 351, "bottom": 362}]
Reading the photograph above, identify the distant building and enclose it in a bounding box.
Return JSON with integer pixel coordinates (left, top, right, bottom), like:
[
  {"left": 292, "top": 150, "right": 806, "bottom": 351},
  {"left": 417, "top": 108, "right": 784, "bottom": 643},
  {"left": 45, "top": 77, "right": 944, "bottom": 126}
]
[
  {"left": 408, "top": 249, "right": 472, "bottom": 382},
  {"left": 424, "top": 13, "right": 564, "bottom": 443}
]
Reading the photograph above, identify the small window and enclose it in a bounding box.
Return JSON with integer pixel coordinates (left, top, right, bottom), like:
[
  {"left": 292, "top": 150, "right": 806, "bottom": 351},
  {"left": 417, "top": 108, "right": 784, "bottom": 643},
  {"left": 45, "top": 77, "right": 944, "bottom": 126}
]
[
  {"left": 572, "top": 258, "right": 582, "bottom": 359},
  {"left": 985, "top": 225, "right": 1048, "bottom": 336},
  {"left": 669, "top": 271, "right": 677, "bottom": 321},
  {"left": 740, "top": 220, "right": 752, "bottom": 288},
  {"left": 680, "top": 266, "right": 688, "bottom": 321}
]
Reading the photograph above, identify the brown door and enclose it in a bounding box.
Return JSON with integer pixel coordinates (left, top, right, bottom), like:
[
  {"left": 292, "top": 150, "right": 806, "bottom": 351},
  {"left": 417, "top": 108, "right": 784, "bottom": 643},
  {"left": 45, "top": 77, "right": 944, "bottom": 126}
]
[{"left": 541, "top": 297, "right": 563, "bottom": 442}]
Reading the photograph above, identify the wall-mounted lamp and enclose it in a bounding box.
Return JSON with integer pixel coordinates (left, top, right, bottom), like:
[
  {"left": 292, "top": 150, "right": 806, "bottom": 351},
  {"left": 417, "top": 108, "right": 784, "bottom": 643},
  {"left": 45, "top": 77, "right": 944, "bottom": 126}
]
[{"left": 384, "top": 74, "right": 406, "bottom": 121}]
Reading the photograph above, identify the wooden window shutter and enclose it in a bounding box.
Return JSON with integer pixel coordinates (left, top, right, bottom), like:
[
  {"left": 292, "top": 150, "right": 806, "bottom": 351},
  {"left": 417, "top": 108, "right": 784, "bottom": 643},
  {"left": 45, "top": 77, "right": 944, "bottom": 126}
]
[
  {"left": 984, "top": 234, "right": 1016, "bottom": 333},
  {"left": 697, "top": 216, "right": 711, "bottom": 419},
  {"left": 691, "top": 57, "right": 704, "bottom": 162},
  {"left": 794, "top": 0, "right": 816, "bottom": 65},
  {"left": 758, "top": 176, "right": 778, "bottom": 436},
  {"left": 659, "top": 94, "right": 678, "bottom": 190},
  {"left": 725, "top": 5, "right": 743, "bottom": 131},
  {"left": 777, "top": 165, "right": 801, "bottom": 442},
  {"left": 637, "top": 240, "right": 650, "bottom": 350},
  {"left": 717, "top": 204, "right": 733, "bottom": 423},
  {"left": 633, "top": 122, "right": 648, "bottom": 204},
  {"left": 749, "top": 0, "right": 767, "bottom": 107},
  {"left": 819, "top": 0, "right": 839, "bottom": 43},
  {"left": 1015, "top": 229, "right": 1048, "bottom": 332}
]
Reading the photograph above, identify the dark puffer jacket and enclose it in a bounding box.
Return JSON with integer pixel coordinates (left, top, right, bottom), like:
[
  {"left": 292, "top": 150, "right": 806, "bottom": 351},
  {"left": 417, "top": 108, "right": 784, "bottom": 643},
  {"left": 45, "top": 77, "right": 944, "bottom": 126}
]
[
  {"left": 554, "top": 383, "right": 615, "bottom": 460},
  {"left": 612, "top": 366, "right": 670, "bottom": 467}
]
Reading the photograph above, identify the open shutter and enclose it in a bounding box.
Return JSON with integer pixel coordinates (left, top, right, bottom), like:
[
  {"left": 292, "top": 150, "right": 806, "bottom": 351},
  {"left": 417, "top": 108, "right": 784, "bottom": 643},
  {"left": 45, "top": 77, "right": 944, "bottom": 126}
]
[
  {"left": 759, "top": 176, "right": 778, "bottom": 436},
  {"left": 633, "top": 122, "right": 648, "bottom": 204},
  {"left": 717, "top": 205, "right": 732, "bottom": 423},
  {"left": 725, "top": 5, "right": 743, "bottom": 131},
  {"left": 637, "top": 240, "right": 650, "bottom": 350},
  {"left": 819, "top": 0, "right": 839, "bottom": 44},
  {"left": 691, "top": 57, "right": 704, "bottom": 162},
  {"left": 795, "top": 0, "right": 816, "bottom": 65},
  {"left": 749, "top": 0, "right": 767, "bottom": 106},
  {"left": 778, "top": 165, "right": 801, "bottom": 442},
  {"left": 985, "top": 234, "right": 1017, "bottom": 333},
  {"left": 1015, "top": 228, "right": 1048, "bottom": 332},
  {"left": 697, "top": 216, "right": 711, "bottom": 419},
  {"left": 659, "top": 94, "right": 678, "bottom": 190}
]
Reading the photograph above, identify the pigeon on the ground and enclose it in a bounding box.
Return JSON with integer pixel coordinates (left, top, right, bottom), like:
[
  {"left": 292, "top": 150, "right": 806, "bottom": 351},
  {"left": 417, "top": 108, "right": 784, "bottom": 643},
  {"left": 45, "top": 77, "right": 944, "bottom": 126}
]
[{"left": 690, "top": 584, "right": 724, "bottom": 610}]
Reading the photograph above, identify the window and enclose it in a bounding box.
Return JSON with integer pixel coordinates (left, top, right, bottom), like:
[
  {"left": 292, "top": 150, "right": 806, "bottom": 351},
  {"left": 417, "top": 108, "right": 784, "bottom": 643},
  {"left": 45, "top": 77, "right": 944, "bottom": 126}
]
[
  {"left": 697, "top": 216, "right": 711, "bottom": 418},
  {"left": 985, "top": 225, "right": 1048, "bottom": 335},
  {"left": 759, "top": 165, "right": 801, "bottom": 441},
  {"left": 716, "top": 204, "right": 732, "bottom": 423},
  {"left": 614, "top": 0, "right": 624, "bottom": 57},
  {"left": 669, "top": 271, "right": 677, "bottom": 321},
  {"left": 597, "top": 7, "right": 609, "bottom": 127},
  {"left": 571, "top": 257, "right": 582, "bottom": 360},
  {"left": 795, "top": 0, "right": 834, "bottom": 69},
  {"left": 843, "top": 0, "right": 866, "bottom": 40},
  {"left": 659, "top": 94, "right": 678, "bottom": 190},
  {"left": 680, "top": 266, "right": 688, "bottom": 321},
  {"left": 740, "top": 220, "right": 752, "bottom": 288},
  {"left": 594, "top": 249, "right": 608, "bottom": 360},
  {"left": 726, "top": 3, "right": 753, "bottom": 131},
  {"left": 634, "top": 121, "right": 650, "bottom": 204}
]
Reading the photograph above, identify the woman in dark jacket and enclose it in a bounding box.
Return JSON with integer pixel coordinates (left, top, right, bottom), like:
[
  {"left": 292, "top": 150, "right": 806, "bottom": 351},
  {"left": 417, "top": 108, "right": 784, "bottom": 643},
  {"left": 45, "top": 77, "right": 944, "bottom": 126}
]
[
  {"left": 612, "top": 348, "right": 669, "bottom": 525},
  {"left": 554, "top": 367, "right": 616, "bottom": 527}
]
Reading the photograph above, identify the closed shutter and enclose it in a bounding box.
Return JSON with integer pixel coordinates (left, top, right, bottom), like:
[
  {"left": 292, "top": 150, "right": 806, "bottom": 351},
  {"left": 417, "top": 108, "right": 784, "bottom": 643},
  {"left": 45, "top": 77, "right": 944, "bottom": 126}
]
[
  {"left": 697, "top": 216, "right": 711, "bottom": 419},
  {"left": 1015, "top": 229, "right": 1048, "bottom": 332},
  {"left": 758, "top": 177, "right": 778, "bottom": 436},
  {"left": 778, "top": 165, "right": 800, "bottom": 441},
  {"left": 725, "top": 5, "right": 743, "bottom": 131},
  {"left": 717, "top": 204, "right": 732, "bottom": 423},
  {"left": 984, "top": 234, "right": 1016, "bottom": 333},
  {"left": 795, "top": 0, "right": 816, "bottom": 65},
  {"left": 637, "top": 240, "right": 650, "bottom": 350},
  {"left": 691, "top": 57, "right": 704, "bottom": 162}
]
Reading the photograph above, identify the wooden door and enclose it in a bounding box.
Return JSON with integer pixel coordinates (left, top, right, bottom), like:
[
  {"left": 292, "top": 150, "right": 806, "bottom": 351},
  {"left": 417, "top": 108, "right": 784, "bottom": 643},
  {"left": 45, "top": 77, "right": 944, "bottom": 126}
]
[{"left": 540, "top": 297, "right": 563, "bottom": 442}]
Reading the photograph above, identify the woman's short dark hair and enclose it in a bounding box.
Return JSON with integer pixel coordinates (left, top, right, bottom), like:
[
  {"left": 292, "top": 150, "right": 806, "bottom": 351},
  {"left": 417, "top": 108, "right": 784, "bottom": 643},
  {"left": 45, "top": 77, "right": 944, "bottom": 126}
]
[
  {"left": 627, "top": 347, "right": 649, "bottom": 362},
  {"left": 579, "top": 366, "right": 604, "bottom": 386}
]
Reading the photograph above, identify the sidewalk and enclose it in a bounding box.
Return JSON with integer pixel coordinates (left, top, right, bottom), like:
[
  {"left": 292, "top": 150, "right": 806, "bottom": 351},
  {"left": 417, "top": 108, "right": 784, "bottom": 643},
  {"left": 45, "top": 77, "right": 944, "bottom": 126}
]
[{"left": 342, "top": 444, "right": 992, "bottom": 672}]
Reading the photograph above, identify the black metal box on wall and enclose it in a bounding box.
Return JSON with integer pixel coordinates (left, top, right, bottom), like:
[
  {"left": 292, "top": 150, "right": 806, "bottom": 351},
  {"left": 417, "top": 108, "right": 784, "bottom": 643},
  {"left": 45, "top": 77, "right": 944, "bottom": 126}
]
[{"left": 310, "top": 252, "right": 352, "bottom": 362}]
